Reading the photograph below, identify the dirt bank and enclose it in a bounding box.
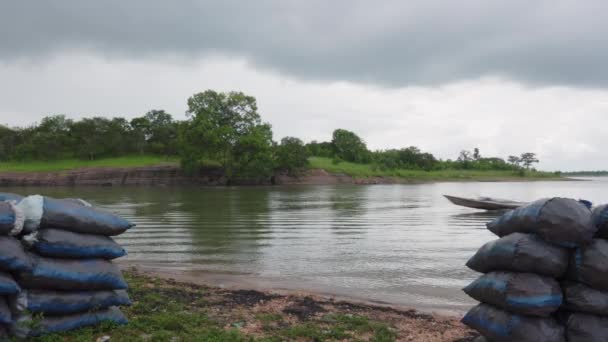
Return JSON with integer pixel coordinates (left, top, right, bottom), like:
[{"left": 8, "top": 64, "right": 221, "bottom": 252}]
[
  {"left": 0, "top": 165, "right": 570, "bottom": 187},
  {"left": 123, "top": 265, "right": 477, "bottom": 341},
  {"left": 0, "top": 166, "right": 395, "bottom": 186},
  {"left": 0, "top": 165, "right": 226, "bottom": 186}
]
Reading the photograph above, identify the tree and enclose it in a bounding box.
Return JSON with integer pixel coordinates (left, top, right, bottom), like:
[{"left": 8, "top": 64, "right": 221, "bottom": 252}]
[
  {"left": 331, "top": 129, "right": 369, "bottom": 163},
  {"left": 473, "top": 148, "right": 481, "bottom": 160},
  {"left": 30, "top": 115, "right": 73, "bottom": 159},
  {"left": 508, "top": 155, "right": 521, "bottom": 166},
  {"left": 458, "top": 150, "right": 472, "bottom": 162},
  {"left": 144, "top": 110, "right": 177, "bottom": 156},
  {"left": 457, "top": 150, "right": 473, "bottom": 169},
  {"left": 520, "top": 152, "right": 539, "bottom": 169},
  {"left": 69, "top": 118, "right": 109, "bottom": 160},
  {"left": 129, "top": 116, "right": 151, "bottom": 155},
  {"left": 306, "top": 141, "right": 334, "bottom": 158},
  {"left": 275, "top": 137, "right": 309, "bottom": 174},
  {"left": 0, "top": 125, "right": 18, "bottom": 160},
  {"left": 180, "top": 90, "right": 274, "bottom": 181}
]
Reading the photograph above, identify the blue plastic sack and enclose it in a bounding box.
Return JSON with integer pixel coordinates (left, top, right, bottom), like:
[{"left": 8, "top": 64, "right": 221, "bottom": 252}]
[
  {"left": 16, "top": 195, "right": 134, "bottom": 235},
  {"left": 0, "top": 272, "right": 20, "bottom": 295},
  {"left": 40, "top": 196, "right": 134, "bottom": 236},
  {"left": 12, "top": 306, "right": 127, "bottom": 338},
  {"left": 23, "top": 228, "right": 126, "bottom": 260},
  {"left": 487, "top": 198, "right": 595, "bottom": 247},
  {"left": 18, "top": 257, "right": 128, "bottom": 291},
  {"left": 464, "top": 271, "right": 562, "bottom": 317},
  {"left": 466, "top": 233, "right": 568, "bottom": 277},
  {"left": 0, "top": 193, "right": 23, "bottom": 202},
  {"left": 12, "top": 289, "right": 131, "bottom": 315},
  {"left": 462, "top": 303, "right": 564, "bottom": 342},
  {"left": 0, "top": 201, "right": 23, "bottom": 236},
  {"left": 0, "top": 236, "right": 33, "bottom": 273}
]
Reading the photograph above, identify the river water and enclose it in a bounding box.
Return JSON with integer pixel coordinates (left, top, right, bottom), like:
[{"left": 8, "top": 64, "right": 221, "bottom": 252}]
[{"left": 4, "top": 178, "right": 606, "bottom": 313}]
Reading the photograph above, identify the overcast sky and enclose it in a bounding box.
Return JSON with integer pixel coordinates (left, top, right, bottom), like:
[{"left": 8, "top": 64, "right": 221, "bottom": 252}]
[{"left": 1, "top": 1, "right": 607, "bottom": 171}]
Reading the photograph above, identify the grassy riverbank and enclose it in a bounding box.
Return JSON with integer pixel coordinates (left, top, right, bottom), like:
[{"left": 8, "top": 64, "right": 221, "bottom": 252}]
[
  {"left": 31, "top": 270, "right": 474, "bottom": 342},
  {"left": 308, "top": 157, "right": 562, "bottom": 181},
  {"left": 0, "top": 155, "right": 563, "bottom": 182},
  {"left": 0, "top": 156, "right": 178, "bottom": 173}
]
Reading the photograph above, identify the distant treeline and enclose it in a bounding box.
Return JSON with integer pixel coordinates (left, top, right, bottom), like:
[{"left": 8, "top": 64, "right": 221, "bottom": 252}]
[
  {"left": 0, "top": 90, "right": 542, "bottom": 181},
  {"left": 562, "top": 171, "right": 608, "bottom": 176}
]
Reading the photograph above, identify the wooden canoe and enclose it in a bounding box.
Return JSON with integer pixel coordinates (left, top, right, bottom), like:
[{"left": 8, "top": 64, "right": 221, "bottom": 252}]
[{"left": 443, "top": 195, "right": 526, "bottom": 210}]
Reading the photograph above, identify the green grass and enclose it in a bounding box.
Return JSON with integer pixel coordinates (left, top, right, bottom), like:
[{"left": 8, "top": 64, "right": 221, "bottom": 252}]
[
  {"left": 23, "top": 271, "right": 397, "bottom": 342},
  {"left": 308, "top": 157, "right": 561, "bottom": 181},
  {"left": 0, "top": 156, "right": 179, "bottom": 173}
]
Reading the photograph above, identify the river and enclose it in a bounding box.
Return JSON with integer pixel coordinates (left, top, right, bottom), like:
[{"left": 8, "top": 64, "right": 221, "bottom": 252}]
[{"left": 4, "top": 177, "right": 605, "bottom": 313}]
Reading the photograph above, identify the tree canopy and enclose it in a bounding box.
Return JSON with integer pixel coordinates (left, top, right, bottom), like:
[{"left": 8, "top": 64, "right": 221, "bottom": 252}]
[
  {"left": 0, "top": 89, "right": 544, "bottom": 182},
  {"left": 180, "top": 90, "right": 275, "bottom": 181},
  {"left": 331, "top": 129, "right": 370, "bottom": 163}
]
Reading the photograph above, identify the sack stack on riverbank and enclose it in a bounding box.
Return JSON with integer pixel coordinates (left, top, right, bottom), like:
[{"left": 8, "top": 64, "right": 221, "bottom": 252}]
[
  {"left": 560, "top": 204, "right": 608, "bottom": 341},
  {"left": 0, "top": 192, "right": 134, "bottom": 338},
  {"left": 462, "top": 198, "right": 601, "bottom": 342}
]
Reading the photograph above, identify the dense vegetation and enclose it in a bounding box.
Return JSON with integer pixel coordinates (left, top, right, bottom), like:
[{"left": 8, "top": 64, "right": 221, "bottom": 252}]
[{"left": 0, "top": 89, "right": 547, "bottom": 181}]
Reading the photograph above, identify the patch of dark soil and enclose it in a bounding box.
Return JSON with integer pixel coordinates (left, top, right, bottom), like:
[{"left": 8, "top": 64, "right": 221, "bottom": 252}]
[
  {"left": 219, "top": 289, "right": 281, "bottom": 306},
  {"left": 329, "top": 300, "right": 434, "bottom": 320},
  {"left": 283, "top": 296, "right": 327, "bottom": 320}
]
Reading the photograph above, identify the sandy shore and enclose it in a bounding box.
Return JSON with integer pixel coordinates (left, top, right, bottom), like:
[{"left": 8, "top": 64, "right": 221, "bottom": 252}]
[{"left": 121, "top": 263, "right": 478, "bottom": 341}]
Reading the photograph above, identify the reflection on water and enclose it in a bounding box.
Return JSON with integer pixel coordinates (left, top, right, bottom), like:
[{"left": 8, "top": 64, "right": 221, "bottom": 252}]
[{"left": 5, "top": 177, "right": 607, "bottom": 312}]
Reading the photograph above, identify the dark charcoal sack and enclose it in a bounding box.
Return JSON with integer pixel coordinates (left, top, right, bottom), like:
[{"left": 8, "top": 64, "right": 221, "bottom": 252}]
[
  {"left": 0, "top": 193, "right": 23, "bottom": 202},
  {"left": 12, "top": 306, "right": 127, "bottom": 338},
  {"left": 23, "top": 228, "right": 126, "bottom": 259},
  {"left": 0, "top": 201, "right": 23, "bottom": 236},
  {"left": 0, "top": 325, "right": 7, "bottom": 340},
  {"left": 466, "top": 233, "right": 568, "bottom": 277},
  {"left": 40, "top": 196, "right": 133, "bottom": 236},
  {"left": 18, "top": 257, "right": 128, "bottom": 291},
  {"left": 463, "top": 272, "right": 561, "bottom": 317},
  {"left": 462, "top": 303, "right": 564, "bottom": 342},
  {"left": 12, "top": 289, "right": 131, "bottom": 315},
  {"left": 592, "top": 204, "right": 608, "bottom": 239},
  {"left": 568, "top": 239, "right": 608, "bottom": 291},
  {"left": 563, "top": 281, "right": 608, "bottom": 315},
  {"left": 16, "top": 195, "right": 133, "bottom": 235},
  {"left": 486, "top": 198, "right": 595, "bottom": 247},
  {"left": 0, "top": 272, "right": 19, "bottom": 295},
  {"left": 566, "top": 312, "right": 608, "bottom": 342},
  {"left": 0, "top": 298, "right": 10, "bottom": 325},
  {"left": 0, "top": 236, "right": 33, "bottom": 273}
]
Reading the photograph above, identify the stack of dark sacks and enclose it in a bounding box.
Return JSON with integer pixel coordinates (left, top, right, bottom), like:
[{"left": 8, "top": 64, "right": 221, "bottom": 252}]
[
  {"left": 0, "top": 196, "right": 25, "bottom": 340},
  {"left": 561, "top": 204, "right": 608, "bottom": 342},
  {"left": 0, "top": 192, "right": 134, "bottom": 338},
  {"left": 462, "top": 198, "right": 597, "bottom": 342}
]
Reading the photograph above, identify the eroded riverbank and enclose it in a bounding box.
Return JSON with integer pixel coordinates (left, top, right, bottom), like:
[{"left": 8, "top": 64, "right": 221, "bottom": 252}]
[{"left": 0, "top": 165, "right": 569, "bottom": 186}]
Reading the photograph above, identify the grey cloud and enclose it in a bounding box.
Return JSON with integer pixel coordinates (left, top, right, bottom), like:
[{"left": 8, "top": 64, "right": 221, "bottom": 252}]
[{"left": 1, "top": 0, "right": 607, "bottom": 87}]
